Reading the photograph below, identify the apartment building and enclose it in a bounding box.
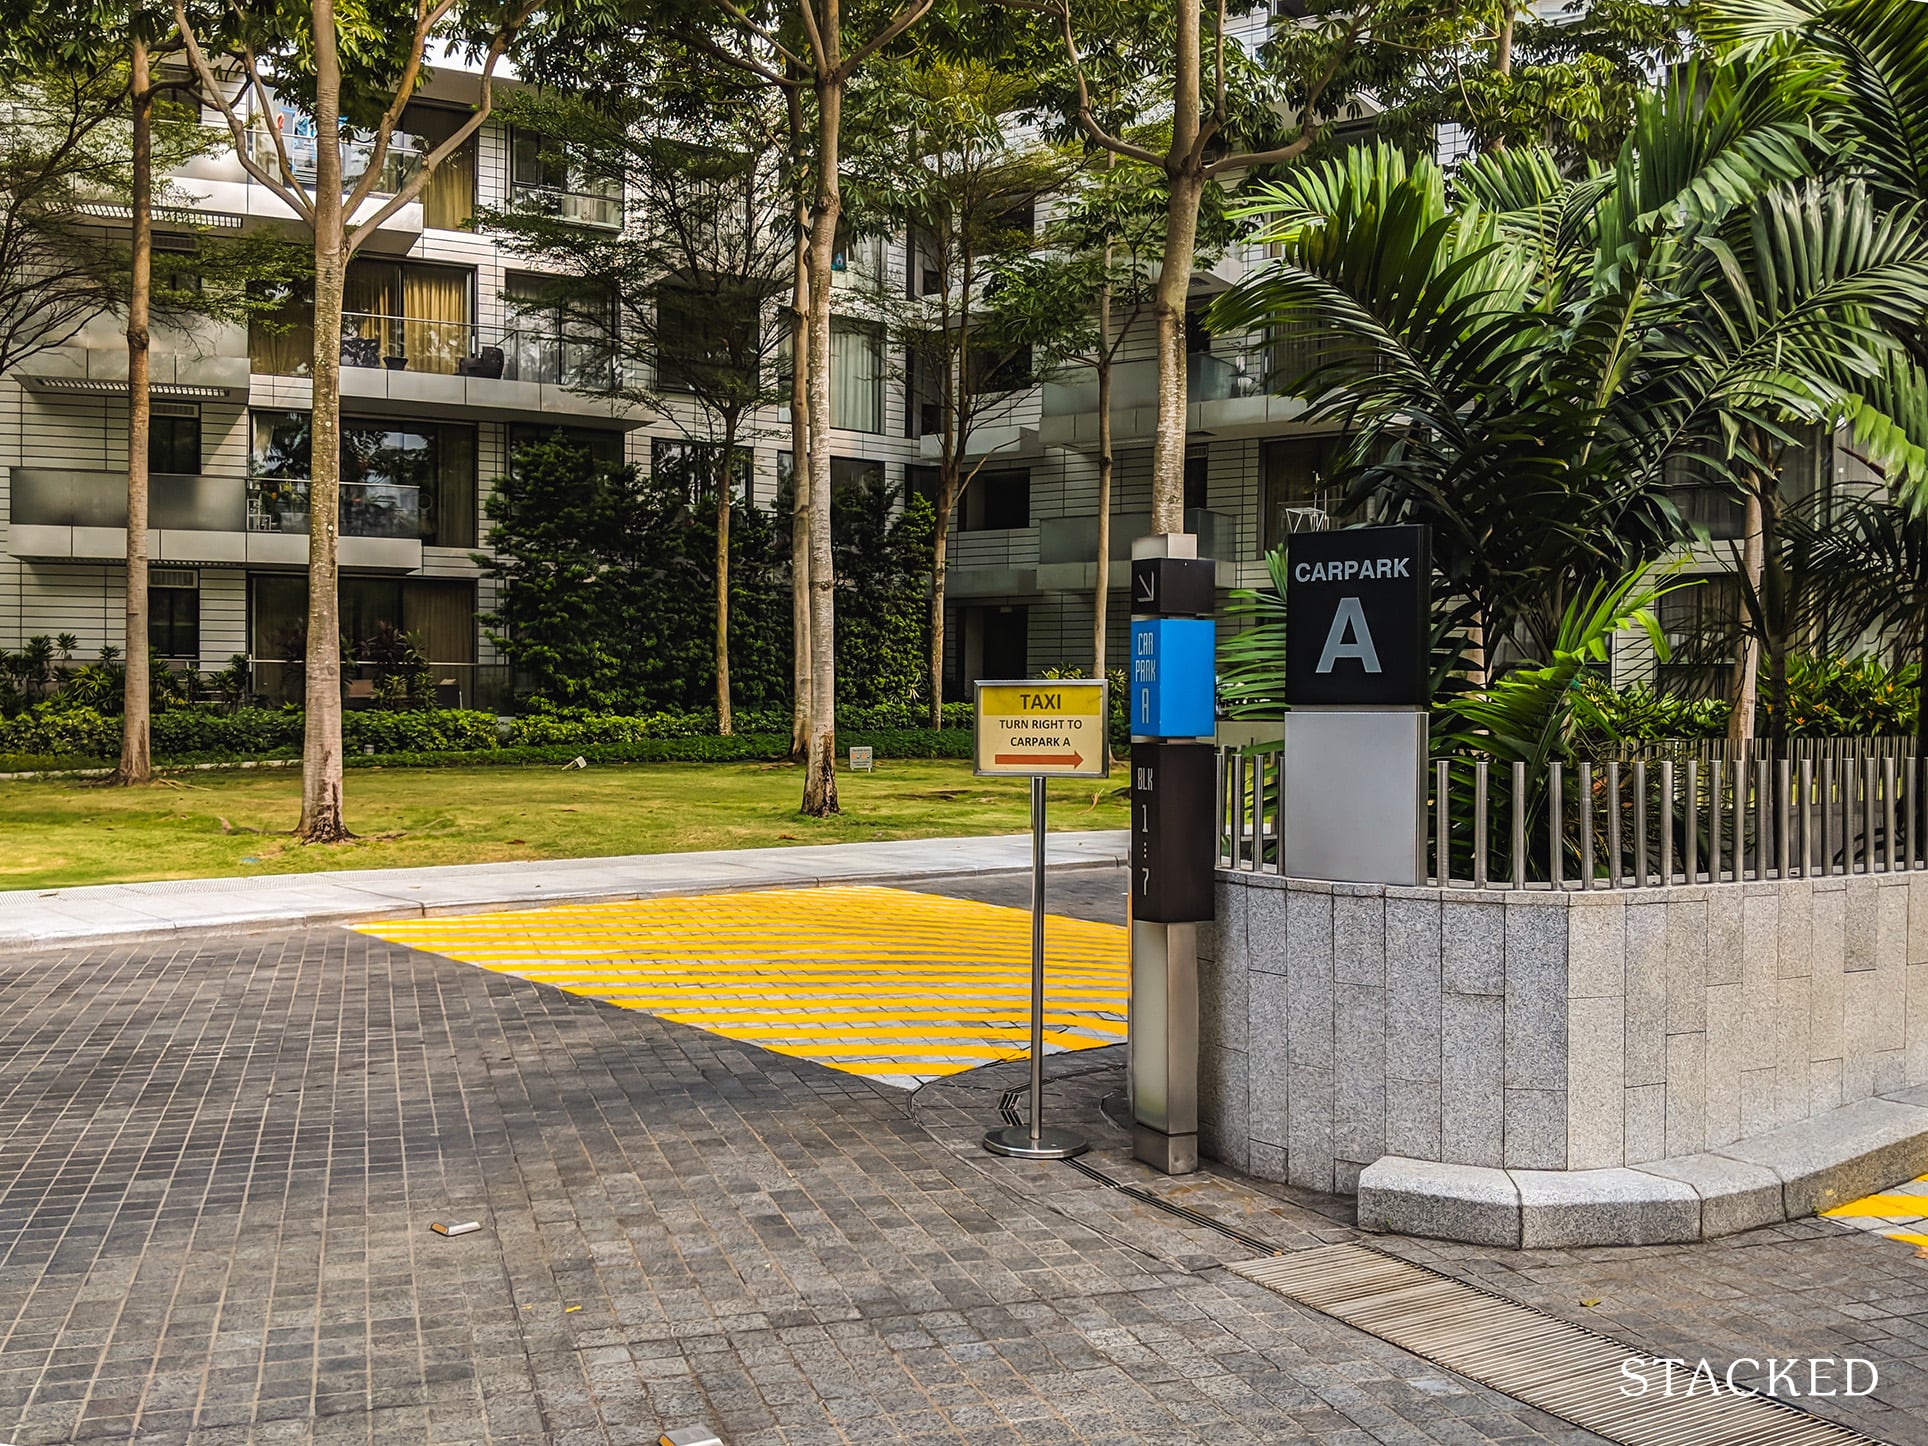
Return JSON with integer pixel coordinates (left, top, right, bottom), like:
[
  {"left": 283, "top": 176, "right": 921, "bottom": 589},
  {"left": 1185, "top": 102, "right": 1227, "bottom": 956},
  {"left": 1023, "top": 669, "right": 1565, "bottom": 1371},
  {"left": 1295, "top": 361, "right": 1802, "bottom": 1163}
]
[
  {"left": 0, "top": 58, "right": 920, "bottom": 710},
  {"left": 0, "top": 45, "right": 1847, "bottom": 710}
]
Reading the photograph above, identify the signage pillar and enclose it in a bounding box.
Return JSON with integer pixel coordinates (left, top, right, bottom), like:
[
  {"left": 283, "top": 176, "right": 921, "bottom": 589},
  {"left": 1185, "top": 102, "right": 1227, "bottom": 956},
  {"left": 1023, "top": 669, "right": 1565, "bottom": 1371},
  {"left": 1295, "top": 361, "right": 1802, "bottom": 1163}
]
[
  {"left": 1127, "top": 533, "right": 1218, "bottom": 1176},
  {"left": 1282, "top": 524, "right": 1432, "bottom": 885}
]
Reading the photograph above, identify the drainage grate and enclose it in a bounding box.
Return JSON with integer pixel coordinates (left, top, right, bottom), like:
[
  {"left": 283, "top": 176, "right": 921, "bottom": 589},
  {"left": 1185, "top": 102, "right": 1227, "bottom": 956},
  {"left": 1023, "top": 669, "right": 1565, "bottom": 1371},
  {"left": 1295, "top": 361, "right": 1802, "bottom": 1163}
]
[{"left": 1231, "top": 1245, "right": 1885, "bottom": 1446}]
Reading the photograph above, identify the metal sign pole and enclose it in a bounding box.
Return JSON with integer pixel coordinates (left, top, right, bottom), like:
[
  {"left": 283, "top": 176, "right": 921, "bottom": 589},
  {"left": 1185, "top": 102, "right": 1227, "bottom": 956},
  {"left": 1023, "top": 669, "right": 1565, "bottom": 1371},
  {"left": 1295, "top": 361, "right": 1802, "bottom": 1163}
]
[{"left": 982, "top": 775, "right": 1088, "bottom": 1160}]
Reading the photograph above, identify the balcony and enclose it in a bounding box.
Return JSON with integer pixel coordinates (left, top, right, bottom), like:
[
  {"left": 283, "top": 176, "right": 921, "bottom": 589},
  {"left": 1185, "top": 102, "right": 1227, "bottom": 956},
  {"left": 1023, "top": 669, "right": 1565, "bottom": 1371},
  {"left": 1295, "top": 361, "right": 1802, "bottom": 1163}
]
[
  {"left": 247, "top": 314, "right": 640, "bottom": 427},
  {"left": 509, "top": 182, "right": 622, "bottom": 230},
  {"left": 165, "top": 122, "right": 424, "bottom": 248},
  {"left": 242, "top": 127, "right": 424, "bottom": 195},
  {"left": 247, "top": 476, "right": 419, "bottom": 540},
  {"left": 1036, "top": 339, "right": 1351, "bottom": 445},
  {"left": 7, "top": 467, "right": 421, "bottom": 571}
]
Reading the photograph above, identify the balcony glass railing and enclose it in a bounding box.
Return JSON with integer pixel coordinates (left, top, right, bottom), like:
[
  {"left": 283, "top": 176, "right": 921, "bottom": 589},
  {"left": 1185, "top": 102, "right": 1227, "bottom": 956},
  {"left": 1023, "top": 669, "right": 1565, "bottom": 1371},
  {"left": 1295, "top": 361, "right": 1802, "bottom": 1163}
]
[
  {"left": 1041, "top": 348, "right": 1269, "bottom": 417},
  {"left": 509, "top": 181, "right": 622, "bottom": 229},
  {"left": 11, "top": 469, "right": 246, "bottom": 531},
  {"left": 254, "top": 312, "right": 618, "bottom": 388},
  {"left": 242, "top": 126, "right": 423, "bottom": 195},
  {"left": 245, "top": 477, "right": 420, "bottom": 539}
]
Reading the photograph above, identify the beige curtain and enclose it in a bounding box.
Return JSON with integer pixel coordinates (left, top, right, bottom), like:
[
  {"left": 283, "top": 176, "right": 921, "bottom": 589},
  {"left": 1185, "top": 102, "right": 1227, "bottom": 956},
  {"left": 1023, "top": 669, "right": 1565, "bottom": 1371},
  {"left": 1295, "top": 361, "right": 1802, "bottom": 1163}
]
[
  {"left": 830, "top": 322, "right": 881, "bottom": 433},
  {"left": 402, "top": 580, "right": 478, "bottom": 665},
  {"left": 402, "top": 266, "right": 471, "bottom": 375},
  {"left": 343, "top": 264, "right": 398, "bottom": 361}
]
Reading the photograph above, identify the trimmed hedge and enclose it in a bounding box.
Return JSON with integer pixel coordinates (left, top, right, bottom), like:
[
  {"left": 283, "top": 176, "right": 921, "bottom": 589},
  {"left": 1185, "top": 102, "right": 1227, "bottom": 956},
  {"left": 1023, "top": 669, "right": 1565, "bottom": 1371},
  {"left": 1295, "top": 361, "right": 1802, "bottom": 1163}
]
[{"left": 0, "top": 701, "right": 972, "bottom": 769}]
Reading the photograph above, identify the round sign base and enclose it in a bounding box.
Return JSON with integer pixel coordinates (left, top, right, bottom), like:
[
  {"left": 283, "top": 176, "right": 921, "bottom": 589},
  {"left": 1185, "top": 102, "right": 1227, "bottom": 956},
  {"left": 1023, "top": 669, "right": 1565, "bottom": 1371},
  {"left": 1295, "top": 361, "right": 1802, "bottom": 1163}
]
[{"left": 982, "top": 1125, "right": 1088, "bottom": 1160}]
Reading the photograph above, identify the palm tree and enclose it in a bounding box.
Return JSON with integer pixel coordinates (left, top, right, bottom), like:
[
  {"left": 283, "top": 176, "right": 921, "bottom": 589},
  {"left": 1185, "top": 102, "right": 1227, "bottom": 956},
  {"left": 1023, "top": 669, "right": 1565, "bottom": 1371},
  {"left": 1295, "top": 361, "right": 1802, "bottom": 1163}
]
[{"left": 1210, "top": 61, "right": 1928, "bottom": 701}]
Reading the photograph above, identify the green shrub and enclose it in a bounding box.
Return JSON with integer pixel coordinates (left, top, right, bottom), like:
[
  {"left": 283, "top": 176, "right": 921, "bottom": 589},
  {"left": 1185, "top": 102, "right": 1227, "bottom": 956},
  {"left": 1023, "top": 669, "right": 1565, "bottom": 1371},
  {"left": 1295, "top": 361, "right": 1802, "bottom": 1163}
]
[{"left": 0, "top": 704, "right": 119, "bottom": 758}]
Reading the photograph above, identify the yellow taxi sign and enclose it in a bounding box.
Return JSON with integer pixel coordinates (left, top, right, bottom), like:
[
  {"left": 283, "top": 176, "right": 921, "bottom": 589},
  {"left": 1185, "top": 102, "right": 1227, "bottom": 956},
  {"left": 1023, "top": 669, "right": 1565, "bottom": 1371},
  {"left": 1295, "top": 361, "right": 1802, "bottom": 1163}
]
[{"left": 973, "top": 679, "right": 1110, "bottom": 778}]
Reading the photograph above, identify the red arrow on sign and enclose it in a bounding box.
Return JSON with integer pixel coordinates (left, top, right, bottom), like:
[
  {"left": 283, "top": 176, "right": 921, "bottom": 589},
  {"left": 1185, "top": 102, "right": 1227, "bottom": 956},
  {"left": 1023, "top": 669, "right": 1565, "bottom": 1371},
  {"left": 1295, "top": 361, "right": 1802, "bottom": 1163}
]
[{"left": 995, "top": 751, "right": 1085, "bottom": 767}]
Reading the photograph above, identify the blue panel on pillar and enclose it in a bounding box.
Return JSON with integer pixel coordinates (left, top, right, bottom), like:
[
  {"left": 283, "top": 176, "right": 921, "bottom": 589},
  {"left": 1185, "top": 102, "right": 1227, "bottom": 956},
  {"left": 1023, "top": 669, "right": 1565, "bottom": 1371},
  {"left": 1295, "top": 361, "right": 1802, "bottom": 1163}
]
[{"left": 1130, "top": 618, "right": 1216, "bottom": 738}]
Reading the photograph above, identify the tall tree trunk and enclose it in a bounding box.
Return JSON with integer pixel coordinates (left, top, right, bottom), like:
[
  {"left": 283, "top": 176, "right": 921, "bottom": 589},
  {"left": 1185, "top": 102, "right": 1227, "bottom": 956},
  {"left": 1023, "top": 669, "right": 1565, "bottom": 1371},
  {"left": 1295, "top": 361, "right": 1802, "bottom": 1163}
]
[
  {"left": 715, "top": 419, "right": 735, "bottom": 736},
  {"left": 298, "top": 0, "right": 350, "bottom": 842},
  {"left": 789, "top": 236, "right": 811, "bottom": 760},
  {"left": 928, "top": 465, "right": 954, "bottom": 727},
  {"left": 1150, "top": 170, "right": 1203, "bottom": 535},
  {"left": 1093, "top": 303, "right": 1114, "bottom": 686},
  {"left": 801, "top": 56, "right": 841, "bottom": 817},
  {"left": 119, "top": 40, "right": 154, "bottom": 787},
  {"left": 1496, "top": 3, "right": 1516, "bottom": 76},
  {"left": 1728, "top": 485, "right": 1765, "bottom": 751}
]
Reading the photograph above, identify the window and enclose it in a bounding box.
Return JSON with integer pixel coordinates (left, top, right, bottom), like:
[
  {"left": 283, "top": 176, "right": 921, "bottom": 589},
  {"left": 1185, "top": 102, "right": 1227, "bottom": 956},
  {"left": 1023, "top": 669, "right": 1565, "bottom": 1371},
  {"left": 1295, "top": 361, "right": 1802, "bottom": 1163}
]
[
  {"left": 247, "top": 277, "right": 315, "bottom": 376},
  {"left": 505, "top": 272, "right": 616, "bottom": 389},
  {"left": 149, "top": 574, "right": 199, "bottom": 660},
  {"left": 341, "top": 260, "right": 474, "bottom": 375},
  {"left": 655, "top": 285, "right": 756, "bottom": 395},
  {"left": 1261, "top": 437, "right": 1341, "bottom": 550},
  {"left": 508, "top": 423, "right": 626, "bottom": 466},
  {"left": 831, "top": 219, "right": 880, "bottom": 277},
  {"left": 965, "top": 470, "right": 1030, "bottom": 530},
  {"left": 149, "top": 412, "right": 201, "bottom": 475},
  {"left": 249, "top": 575, "right": 476, "bottom": 701},
  {"left": 829, "top": 322, "right": 882, "bottom": 433},
  {"left": 779, "top": 453, "right": 884, "bottom": 495},
  {"left": 965, "top": 342, "right": 1031, "bottom": 396},
  {"left": 651, "top": 438, "right": 752, "bottom": 505},
  {"left": 402, "top": 103, "right": 475, "bottom": 231},
  {"left": 509, "top": 128, "right": 621, "bottom": 226},
  {"left": 1186, "top": 306, "right": 1214, "bottom": 355},
  {"left": 153, "top": 239, "right": 201, "bottom": 296},
  {"left": 1184, "top": 452, "right": 1209, "bottom": 514},
  {"left": 1656, "top": 575, "right": 1739, "bottom": 697},
  {"left": 248, "top": 411, "right": 476, "bottom": 546}
]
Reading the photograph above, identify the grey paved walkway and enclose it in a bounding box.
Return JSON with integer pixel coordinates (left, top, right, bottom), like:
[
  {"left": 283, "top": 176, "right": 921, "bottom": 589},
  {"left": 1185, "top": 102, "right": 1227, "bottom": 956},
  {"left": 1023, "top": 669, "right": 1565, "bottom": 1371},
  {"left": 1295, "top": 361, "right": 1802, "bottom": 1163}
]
[
  {"left": 0, "top": 919, "right": 1592, "bottom": 1445},
  {"left": 0, "top": 831, "right": 1129, "bottom": 953},
  {"left": 1, "top": 883, "right": 1922, "bottom": 1445}
]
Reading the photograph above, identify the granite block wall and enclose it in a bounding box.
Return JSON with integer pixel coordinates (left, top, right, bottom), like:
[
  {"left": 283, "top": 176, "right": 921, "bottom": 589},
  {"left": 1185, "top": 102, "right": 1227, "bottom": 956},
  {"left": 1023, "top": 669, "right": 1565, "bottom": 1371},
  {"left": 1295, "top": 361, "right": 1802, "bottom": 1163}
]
[{"left": 1198, "top": 871, "right": 1928, "bottom": 1192}]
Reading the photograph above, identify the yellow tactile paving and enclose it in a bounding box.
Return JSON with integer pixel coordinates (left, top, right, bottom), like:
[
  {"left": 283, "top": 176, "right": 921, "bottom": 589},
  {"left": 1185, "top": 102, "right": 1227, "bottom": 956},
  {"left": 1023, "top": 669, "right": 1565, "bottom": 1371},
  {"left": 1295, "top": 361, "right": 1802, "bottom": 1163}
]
[
  {"left": 356, "top": 885, "right": 1128, "bottom": 1087},
  {"left": 1820, "top": 1175, "right": 1928, "bottom": 1252}
]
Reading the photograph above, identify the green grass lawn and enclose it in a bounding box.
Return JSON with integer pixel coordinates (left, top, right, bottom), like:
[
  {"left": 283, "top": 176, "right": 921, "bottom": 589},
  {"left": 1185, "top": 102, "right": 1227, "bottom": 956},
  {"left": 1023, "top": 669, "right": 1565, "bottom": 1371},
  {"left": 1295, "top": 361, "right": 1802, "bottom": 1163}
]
[{"left": 0, "top": 759, "right": 1130, "bottom": 891}]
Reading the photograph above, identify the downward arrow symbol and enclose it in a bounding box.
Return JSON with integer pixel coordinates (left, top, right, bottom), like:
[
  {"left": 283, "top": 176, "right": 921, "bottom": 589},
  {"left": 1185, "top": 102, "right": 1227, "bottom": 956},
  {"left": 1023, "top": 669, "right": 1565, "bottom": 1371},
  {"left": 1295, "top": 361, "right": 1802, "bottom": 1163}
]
[{"left": 1135, "top": 572, "right": 1156, "bottom": 603}]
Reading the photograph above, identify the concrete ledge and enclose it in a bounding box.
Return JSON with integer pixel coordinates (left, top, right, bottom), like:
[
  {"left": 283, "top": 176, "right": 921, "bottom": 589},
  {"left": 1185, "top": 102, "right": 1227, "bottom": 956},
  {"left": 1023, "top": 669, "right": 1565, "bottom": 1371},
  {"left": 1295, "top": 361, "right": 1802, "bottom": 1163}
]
[
  {"left": 1356, "top": 1158, "right": 1521, "bottom": 1248},
  {"left": 1513, "top": 1167, "right": 1700, "bottom": 1248},
  {"left": 1714, "top": 1095, "right": 1928, "bottom": 1219},
  {"left": 1356, "top": 1085, "right": 1928, "bottom": 1248}
]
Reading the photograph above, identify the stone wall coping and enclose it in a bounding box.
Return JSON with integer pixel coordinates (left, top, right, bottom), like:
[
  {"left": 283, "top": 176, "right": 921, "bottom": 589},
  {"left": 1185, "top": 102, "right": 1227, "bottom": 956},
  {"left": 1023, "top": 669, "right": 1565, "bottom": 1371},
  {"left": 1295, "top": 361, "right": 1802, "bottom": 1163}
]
[
  {"left": 1220, "top": 868, "right": 1923, "bottom": 906},
  {"left": 1356, "top": 1086, "right": 1928, "bottom": 1248}
]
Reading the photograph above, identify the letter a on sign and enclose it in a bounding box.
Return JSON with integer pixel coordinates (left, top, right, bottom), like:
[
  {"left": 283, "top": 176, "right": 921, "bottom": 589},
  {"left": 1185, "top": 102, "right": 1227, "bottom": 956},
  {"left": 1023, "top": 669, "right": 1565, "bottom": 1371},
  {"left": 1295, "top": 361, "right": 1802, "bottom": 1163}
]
[{"left": 1316, "top": 596, "right": 1382, "bottom": 674}]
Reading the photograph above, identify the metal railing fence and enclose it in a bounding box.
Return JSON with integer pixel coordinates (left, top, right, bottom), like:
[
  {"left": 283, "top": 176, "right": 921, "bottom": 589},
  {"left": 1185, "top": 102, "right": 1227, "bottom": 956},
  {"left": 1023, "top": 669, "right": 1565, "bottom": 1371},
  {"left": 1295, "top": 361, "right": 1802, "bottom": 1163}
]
[{"left": 1218, "top": 738, "right": 1928, "bottom": 888}]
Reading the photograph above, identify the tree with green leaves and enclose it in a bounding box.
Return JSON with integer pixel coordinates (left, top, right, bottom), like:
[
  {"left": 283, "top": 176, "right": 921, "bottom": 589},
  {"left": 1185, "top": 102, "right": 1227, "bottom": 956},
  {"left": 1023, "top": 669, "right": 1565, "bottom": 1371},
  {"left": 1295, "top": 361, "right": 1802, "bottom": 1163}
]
[
  {"left": 851, "top": 55, "right": 1079, "bottom": 723},
  {"left": 483, "top": 54, "right": 795, "bottom": 735},
  {"left": 175, "top": 0, "right": 540, "bottom": 841},
  {"left": 0, "top": 6, "right": 302, "bottom": 784},
  {"left": 686, "top": 0, "right": 939, "bottom": 815},
  {"left": 997, "top": 156, "right": 1182, "bottom": 686},
  {"left": 1213, "top": 53, "right": 1928, "bottom": 702}
]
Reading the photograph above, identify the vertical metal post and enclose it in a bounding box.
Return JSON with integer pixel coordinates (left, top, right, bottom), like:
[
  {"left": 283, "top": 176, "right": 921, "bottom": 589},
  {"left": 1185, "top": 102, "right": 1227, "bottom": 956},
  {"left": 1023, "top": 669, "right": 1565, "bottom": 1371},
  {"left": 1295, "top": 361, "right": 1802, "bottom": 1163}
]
[
  {"left": 1511, "top": 760, "right": 1527, "bottom": 891},
  {"left": 1607, "top": 761, "right": 1623, "bottom": 887},
  {"left": 1821, "top": 758, "right": 1833, "bottom": 875},
  {"left": 1885, "top": 756, "right": 1898, "bottom": 873},
  {"left": 1437, "top": 760, "right": 1451, "bottom": 886},
  {"left": 1897, "top": 759, "right": 1912, "bottom": 871},
  {"left": 1798, "top": 758, "right": 1812, "bottom": 877},
  {"left": 1474, "top": 761, "right": 1489, "bottom": 888},
  {"left": 1633, "top": 761, "right": 1649, "bottom": 886},
  {"left": 1777, "top": 758, "right": 1791, "bottom": 880},
  {"left": 1549, "top": 761, "right": 1564, "bottom": 888},
  {"left": 1756, "top": 758, "right": 1770, "bottom": 883},
  {"left": 984, "top": 780, "right": 1087, "bottom": 1160},
  {"left": 1660, "top": 761, "right": 1674, "bottom": 886},
  {"left": 1859, "top": 757, "right": 1873, "bottom": 874},
  {"left": 1710, "top": 759, "right": 1724, "bottom": 881},
  {"left": 1685, "top": 760, "right": 1699, "bottom": 883},
  {"left": 1214, "top": 748, "right": 1227, "bottom": 866},
  {"left": 1581, "top": 763, "right": 1595, "bottom": 889}
]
